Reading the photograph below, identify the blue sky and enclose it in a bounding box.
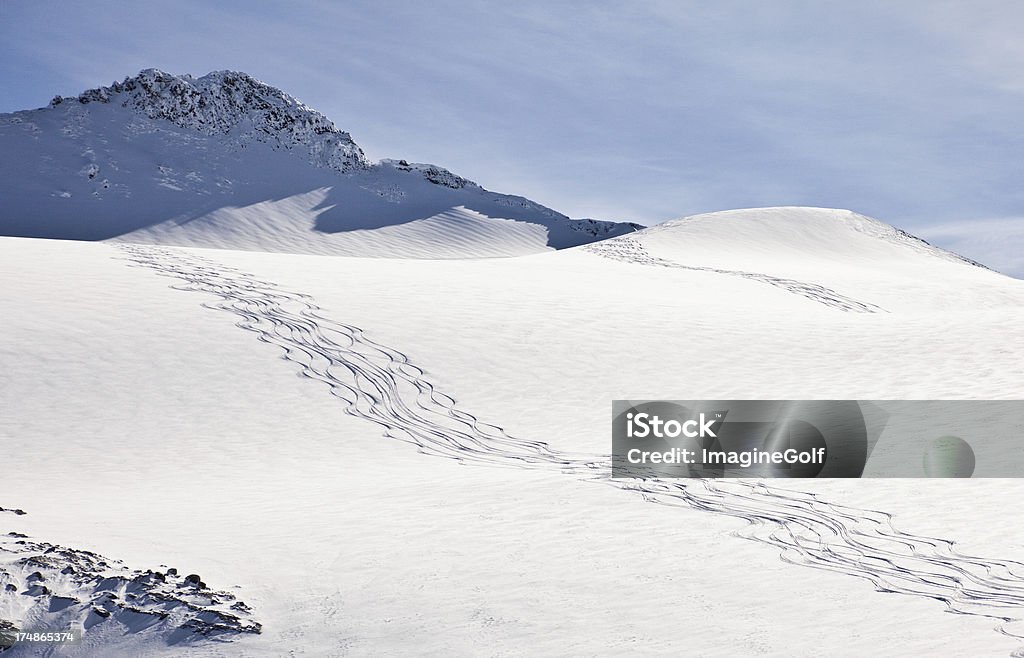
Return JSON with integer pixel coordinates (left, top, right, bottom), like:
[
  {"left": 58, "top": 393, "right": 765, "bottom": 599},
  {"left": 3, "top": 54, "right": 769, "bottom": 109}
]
[{"left": 2, "top": 0, "right": 1022, "bottom": 275}]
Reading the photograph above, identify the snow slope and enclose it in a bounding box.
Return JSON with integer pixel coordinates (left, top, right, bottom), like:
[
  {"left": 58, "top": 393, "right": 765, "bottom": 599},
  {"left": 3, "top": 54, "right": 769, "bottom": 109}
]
[
  {"left": 0, "top": 69, "right": 639, "bottom": 257},
  {"left": 3, "top": 207, "right": 1024, "bottom": 656},
  {"left": 587, "top": 206, "right": 1013, "bottom": 313}
]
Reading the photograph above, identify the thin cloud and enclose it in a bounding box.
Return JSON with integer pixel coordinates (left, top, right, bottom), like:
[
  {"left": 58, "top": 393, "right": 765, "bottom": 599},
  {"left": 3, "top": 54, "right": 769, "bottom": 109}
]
[{"left": 913, "top": 217, "right": 1024, "bottom": 278}]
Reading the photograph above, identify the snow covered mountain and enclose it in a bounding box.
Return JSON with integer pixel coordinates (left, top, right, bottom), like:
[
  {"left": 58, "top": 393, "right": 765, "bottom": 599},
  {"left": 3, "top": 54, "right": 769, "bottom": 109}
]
[
  {"left": 7, "top": 70, "right": 1024, "bottom": 658},
  {"left": 0, "top": 69, "right": 641, "bottom": 257}
]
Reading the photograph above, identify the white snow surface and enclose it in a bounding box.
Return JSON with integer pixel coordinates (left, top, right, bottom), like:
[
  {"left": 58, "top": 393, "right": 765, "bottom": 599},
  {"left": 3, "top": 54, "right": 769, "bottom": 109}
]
[
  {"left": 0, "top": 69, "right": 639, "bottom": 257},
  {"left": 3, "top": 207, "right": 1024, "bottom": 656}
]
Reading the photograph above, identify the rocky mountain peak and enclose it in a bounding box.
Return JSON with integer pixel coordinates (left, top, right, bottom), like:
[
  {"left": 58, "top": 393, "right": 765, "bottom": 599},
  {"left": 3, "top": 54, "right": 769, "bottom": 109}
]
[{"left": 50, "top": 68, "right": 369, "bottom": 173}]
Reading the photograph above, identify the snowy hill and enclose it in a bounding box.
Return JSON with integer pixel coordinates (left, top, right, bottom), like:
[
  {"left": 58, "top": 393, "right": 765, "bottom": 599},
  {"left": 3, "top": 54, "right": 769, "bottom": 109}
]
[
  {"left": 637, "top": 207, "right": 988, "bottom": 272},
  {"left": 2, "top": 203, "right": 1024, "bottom": 655},
  {"left": 585, "top": 206, "right": 1010, "bottom": 313},
  {"left": 0, "top": 69, "right": 640, "bottom": 257}
]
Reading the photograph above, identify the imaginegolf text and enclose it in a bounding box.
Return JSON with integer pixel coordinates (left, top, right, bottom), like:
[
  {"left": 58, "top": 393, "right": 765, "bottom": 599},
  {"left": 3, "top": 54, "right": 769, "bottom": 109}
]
[{"left": 625, "top": 447, "right": 827, "bottom": 469}]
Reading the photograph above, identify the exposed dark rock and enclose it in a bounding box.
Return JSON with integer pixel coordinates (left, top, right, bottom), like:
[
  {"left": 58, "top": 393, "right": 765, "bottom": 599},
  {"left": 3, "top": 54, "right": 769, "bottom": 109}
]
[{"left": 0, "top": 534, "right": 261, "bottom": 649}]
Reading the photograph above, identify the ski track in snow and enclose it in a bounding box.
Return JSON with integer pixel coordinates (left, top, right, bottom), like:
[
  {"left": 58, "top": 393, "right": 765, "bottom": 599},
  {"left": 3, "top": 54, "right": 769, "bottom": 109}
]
[
  {"left": 119, "top": 244, "right": 1024, "bottom": 652},
  {"left": 584, "top": 236, "right": 886, "bottom": 313}
]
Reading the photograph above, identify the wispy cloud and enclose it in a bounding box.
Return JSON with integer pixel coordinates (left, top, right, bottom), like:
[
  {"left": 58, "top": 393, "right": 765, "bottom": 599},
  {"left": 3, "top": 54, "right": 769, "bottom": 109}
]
[{"left": 913, "top": 217, "right": 1024, "bottom": 278}]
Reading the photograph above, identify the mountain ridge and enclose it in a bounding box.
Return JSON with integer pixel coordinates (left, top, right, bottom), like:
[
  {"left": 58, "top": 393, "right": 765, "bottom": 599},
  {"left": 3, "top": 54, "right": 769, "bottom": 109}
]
[{"left": 0, "top": 68, "right": 641, "bottom": 257}]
